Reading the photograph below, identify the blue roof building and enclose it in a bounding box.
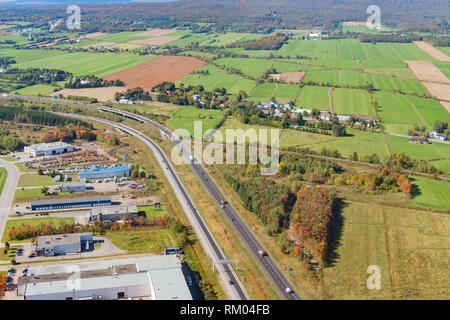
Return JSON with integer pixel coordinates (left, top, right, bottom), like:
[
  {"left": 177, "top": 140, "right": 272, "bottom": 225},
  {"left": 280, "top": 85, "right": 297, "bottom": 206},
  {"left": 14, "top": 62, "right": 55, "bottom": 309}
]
[{"left": 79, "top": 164, "right": 130, "bottom": 180}]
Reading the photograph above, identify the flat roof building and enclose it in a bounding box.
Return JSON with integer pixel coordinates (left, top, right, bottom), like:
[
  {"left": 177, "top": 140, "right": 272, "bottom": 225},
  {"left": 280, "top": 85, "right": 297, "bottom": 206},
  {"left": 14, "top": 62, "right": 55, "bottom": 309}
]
[
  {"left": 24, "top": 142, "right": 74, "bottom": 158},
  {"left": 79, "top": 164, "right": 130, "bottom": 180},
  {"left": 36, "top": 233, "right": 93, "bottom": 257},
  {"left": 88, "top": 205, "right": 138, "bottom": 222},
  {"left": 18, "top": 255, "right": 192, "bottom": 300},
  {"left": 60, "top": 182, "right": 87, "bottom": 193},
  {"left": 30, "top": 196, "right": 111, "bottom": 211}
]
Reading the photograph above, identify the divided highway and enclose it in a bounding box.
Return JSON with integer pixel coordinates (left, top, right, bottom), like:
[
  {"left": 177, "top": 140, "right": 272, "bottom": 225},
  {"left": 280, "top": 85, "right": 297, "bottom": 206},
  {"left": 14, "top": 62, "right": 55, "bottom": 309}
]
[
  {"left": 55, "top": 112, "right": 249, "bottom": 300},
  {"left": 3, "top": 94, "right": 302, "bottom": 300}
]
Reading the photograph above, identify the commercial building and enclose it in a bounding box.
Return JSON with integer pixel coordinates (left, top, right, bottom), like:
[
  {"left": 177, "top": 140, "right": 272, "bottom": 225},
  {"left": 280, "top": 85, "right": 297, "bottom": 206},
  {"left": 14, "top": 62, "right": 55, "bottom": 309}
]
[
  {"left": 30, "top": 196, "right": 111, "bottom": 211},
  {"left": 18, "top": 255, "right": 192, "bottom": 300},
  {"left": 24, "top": 142, "right": 74, "bottom": 157},
  {"left": 78, "top": 164, "right": 130, "bottom": 180},
  {"left": 88, "top": 205, "right": 138, "bottom": 222},
  {"left": 60, "top": 182, "right": 87, "bottom": 193},
  {"left": 36, "top": 233, "right": 93, "bottom": 257}
]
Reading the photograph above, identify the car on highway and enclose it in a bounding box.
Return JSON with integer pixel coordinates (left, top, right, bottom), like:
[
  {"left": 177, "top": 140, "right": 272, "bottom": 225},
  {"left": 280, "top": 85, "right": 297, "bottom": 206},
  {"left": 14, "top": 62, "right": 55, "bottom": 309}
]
[
  {"left": 229, "top": 280, "right": 235, "bottom": 285},
  {"left": 285, "top": 287, "right": 292, "bottom": 294}
]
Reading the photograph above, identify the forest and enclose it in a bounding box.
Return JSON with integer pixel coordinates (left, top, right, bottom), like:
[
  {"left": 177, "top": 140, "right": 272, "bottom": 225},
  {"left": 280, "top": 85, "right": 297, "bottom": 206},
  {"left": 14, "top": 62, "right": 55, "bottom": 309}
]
[
  {"left": 0, "top": 106, "right": 92, "bottom": 128},
  {"left": 2, "top": 0, "right": 449, "bottom": 34}
]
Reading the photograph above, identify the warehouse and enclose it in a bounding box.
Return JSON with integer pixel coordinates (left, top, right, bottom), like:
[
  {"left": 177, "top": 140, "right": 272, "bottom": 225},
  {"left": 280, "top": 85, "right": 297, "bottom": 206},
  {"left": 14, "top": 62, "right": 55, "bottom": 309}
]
[
  {"left": 24, "top": 142, "right": 74, "bottom": 157},
  {"left": 36, "top": 233, "right": 93, "bottom": 256},
  {"left": 60, "top": 182, "right": 87, "bottom": 193},
  {"left": 88, "top": 205, "right": 138, "bottom": 222},
  {"left": 30, "top": 196, "right": 111, "bottom": 211},
  {"left": 79, "top": 164, "right": 130, "bottom": 180},
  {"left": 18, "top": 255, "right": 192, "bottom": 300}
]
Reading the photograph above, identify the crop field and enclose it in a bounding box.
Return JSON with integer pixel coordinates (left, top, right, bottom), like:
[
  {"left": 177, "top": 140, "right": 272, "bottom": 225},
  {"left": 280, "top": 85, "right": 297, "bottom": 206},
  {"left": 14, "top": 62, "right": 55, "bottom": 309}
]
[
  {"left": 332, "top": 88, "right": 375, "bottom": 116},
  {"left": 296, "top": 86, "right": 330, "bottom": 110},
  {"left": 322, "top": 201, "right": 450, "bottom": 299},
  {"left": 411, "top": 176, "right": 450, "bottom": 210},
  {"left": 374, "top": 92, "right": 429, "bottom": 134},
  {"left": 167, "top": 106, "right": 224, "bottom": 137},
  {"left": 386, "top": 135, "right": 450, "bottom": 161},
  {"left": 249, "top": 82, "right": 277, "bottom": 101},
  {"left": 103, "top": 55, "right": 206, "bottom": 91},
  {"left": 365, "top": 73, "right": 428, "bottom": 95},
  {"left": 215, "top": 58, "right": 308, "bottom": 78},
  {"left": 310, "top": 129, "right": 391, "bottom": 158},
  {"left": 430, "top": 160, "right": 450, "bottom": 174},
  {"left": 9, "top": 50, "right": 159, "bottom": 77},
  {"left": 272, "top": 83, "right": 300, "bottom": 102},
  {"left": 12, "top": 84, "right": 57, "bottom": 96}
]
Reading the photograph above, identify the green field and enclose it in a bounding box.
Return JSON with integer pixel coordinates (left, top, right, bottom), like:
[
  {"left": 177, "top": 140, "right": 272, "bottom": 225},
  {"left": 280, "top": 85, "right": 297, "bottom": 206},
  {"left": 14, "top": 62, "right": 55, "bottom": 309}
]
[
  {"left": 3, "top": 49, "right": 158, "bottom": 77},
  {"left": 167, "top": 106, "right": 224, "bottom": 137},
  {"left": 411, "top": 176, "right": 450, "bottom": 210},
  {"left": 249, "top": 83, "right": 277, "bottom": 101},
  {"left": 215, "top": 58, "right": 307, "bottom": 78},
  {"left": 17, "top": 174, "right": 77, "bottom": 187},
  {"left": 106, "top": 228, "right": 177, "bottom": 254},
  {"left": 375, "top": 92, "right": 430, "bottom": 134},
  {"left": 2, "top": 217, "right": 75, "bottom": 243},
  {"left": 273, "top": 83, "right": 300, "bottom": 103},
  {"left": 0, "top": 167, "right": 7, "bottom": 196},
  {"left": 322, "top": 201, "right": 450, "bottom": 299},
  {"left": 386, "top": 135, "right": 450, "bottom": 161},
  {"left": 332, "top": 88, "right": 375, "bottom": 116},
  {"left": 0, "top": 245, "right": 23, "bottom": 261},
  {"left": 137, "top": 205, "right": 168, "bottom": 218},
  {"left": 12, "top": 84, "right": 57, "bottom": 96},
  {"left": 296, "top": 86, "right": 330, "bottom": 110}
]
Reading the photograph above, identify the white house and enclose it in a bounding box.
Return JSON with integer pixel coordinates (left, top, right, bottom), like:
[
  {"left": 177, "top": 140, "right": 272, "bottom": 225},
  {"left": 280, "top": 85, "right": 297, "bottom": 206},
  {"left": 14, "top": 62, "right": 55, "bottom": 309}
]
[{"left": 24, "top": 142, "right": 74, "bottom": 157}]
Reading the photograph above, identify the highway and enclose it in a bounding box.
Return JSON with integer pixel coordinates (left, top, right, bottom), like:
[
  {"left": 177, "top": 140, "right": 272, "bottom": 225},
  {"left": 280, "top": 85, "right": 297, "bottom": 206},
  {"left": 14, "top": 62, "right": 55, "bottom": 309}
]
[
  {"left": 55, "top": 112, "right": 249, "bottom": 301},
  {"left": 0, "top": 159, "right": 20, "bottom": 247},
  {"left": 3, "top": 94, "right": 301, "bottom": 300}
]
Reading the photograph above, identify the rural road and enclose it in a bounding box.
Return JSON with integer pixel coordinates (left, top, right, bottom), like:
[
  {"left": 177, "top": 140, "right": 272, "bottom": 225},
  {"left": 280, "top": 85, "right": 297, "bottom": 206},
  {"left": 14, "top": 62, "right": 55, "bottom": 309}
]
[
  {"left": 4, "top": 94, "right": 303, "bottom": 299},
  {"left": 0, "top": 159, "right": 20, "bottom": 247},
  {"left": 55, "top": 112, "right": 250, "bottom": 301}
]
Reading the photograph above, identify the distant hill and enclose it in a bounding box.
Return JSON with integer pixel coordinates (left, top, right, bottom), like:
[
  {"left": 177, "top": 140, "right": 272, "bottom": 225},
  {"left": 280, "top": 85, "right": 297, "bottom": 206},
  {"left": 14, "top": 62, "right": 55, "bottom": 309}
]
[{"left": 1, "top": 0, "right": 448, "bottom": 33}]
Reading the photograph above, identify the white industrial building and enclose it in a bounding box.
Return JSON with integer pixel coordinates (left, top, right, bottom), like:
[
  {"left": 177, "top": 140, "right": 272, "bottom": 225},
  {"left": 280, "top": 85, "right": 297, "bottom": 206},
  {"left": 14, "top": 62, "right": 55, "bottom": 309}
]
[
  {"left": 24, "top": 142, "right": 74, "bottom": 157},
  {"left": 88, "top": 205, "right": 138, "bottom": 222},
  {"left": 18, "top": 255, "right": 192, "bottom": 300}
]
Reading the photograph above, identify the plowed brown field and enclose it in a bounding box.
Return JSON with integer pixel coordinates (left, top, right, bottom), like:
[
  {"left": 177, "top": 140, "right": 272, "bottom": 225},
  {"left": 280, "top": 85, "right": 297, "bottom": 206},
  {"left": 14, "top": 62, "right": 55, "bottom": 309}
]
[{"left": 103, "top": 56, "right": 206, "bottom": 91}]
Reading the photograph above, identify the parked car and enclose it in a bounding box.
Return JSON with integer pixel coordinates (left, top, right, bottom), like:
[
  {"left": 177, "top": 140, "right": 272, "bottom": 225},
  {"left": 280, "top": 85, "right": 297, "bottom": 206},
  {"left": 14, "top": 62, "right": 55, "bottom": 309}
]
[
  {"left": 8, "top": 268, "right": 16, "bottom": 274},
  {"left": 28, "top": 252, "right": 36, "bottom": 258}
]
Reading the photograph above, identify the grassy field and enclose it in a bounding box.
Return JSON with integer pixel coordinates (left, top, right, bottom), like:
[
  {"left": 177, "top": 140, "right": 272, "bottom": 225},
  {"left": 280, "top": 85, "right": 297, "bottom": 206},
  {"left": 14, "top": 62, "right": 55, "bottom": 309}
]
[
  {"left": 12, "top": 84, "right": 57, "bottom": 96},
  {"left": 273, "top": 83, "right": 300, "bottom": 103},
  {"left": 6, "top": 49, "right": 158, "bottom": 77},
  {"left": 106, "top": 228, "right": 177, "bottom": 254},
  {"left": 411, "top": 177, "right": 450, "bottom": 210},
  {"left": 0, "top": 156, "right": 16, "bottom": 162},
  {"left": 249, "top": 82, "right": 277, "bottom": 101},
  {"left": 17, "top": 174, "right": 78, "bottom": 187},
  {"left": 375, "top": 92, "right": 429, "bottom": 135},
  {"left": 332, "top": 88, "right": 375, "bottom": 116},
  {"left": 296, "top": 86, "right": 330, "bottom": 110},
  {"left": 137, "top": 205, "right": 168, "bottom": 218},
  {"left": 0, "top": 167, "right": 7, "bottom": 197},
  {"left": 167, "top": 106, "right": 224, "bottom": 137},
  {"left": 386, "top": 135, "right": 450, "bottom": 161},
  {"left": 0, "top": 245, "right": 23, "bottom": 261},
  {"left": 215, "top": 58, "right": 308, "bottom": 78},
  {"left": 322, "top": 201, "right": 450, "bottom": 299},
  {"left": 14, "top": 163, "right": 36, "bottom": 173},
  {"left": 1, "top": 217, "right": 75, "bottom": 243}
]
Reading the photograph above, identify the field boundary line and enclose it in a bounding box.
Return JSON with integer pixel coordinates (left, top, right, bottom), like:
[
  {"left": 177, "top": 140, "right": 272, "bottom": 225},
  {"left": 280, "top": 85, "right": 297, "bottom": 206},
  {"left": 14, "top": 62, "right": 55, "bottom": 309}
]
[
  {"left": 399, "top": 94, "right": 429, "bottom": 128},
  {"left": 269, "top": 83, "right": 279, "bottom": 101},
  {"left": 328, "top": 87, "right": 334, "bottom": 113}
]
